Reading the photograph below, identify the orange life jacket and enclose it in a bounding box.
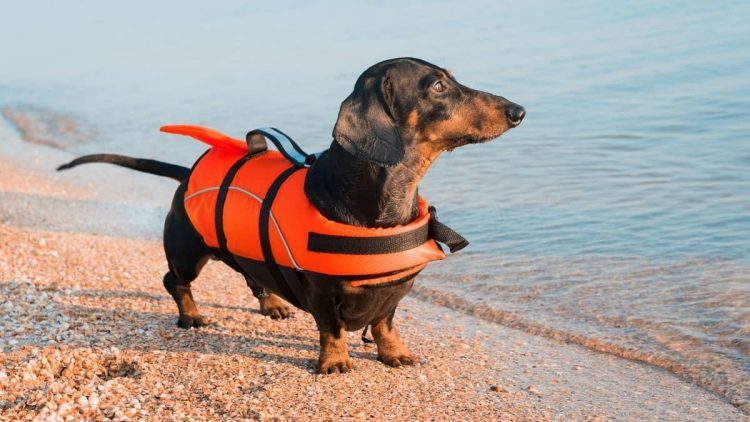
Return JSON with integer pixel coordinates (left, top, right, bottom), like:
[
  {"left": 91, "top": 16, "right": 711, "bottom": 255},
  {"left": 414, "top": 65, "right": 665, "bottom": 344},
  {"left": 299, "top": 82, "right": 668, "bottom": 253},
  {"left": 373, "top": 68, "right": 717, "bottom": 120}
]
[{"left": 161, "top": 125, "right": 467, "bottom": 291}]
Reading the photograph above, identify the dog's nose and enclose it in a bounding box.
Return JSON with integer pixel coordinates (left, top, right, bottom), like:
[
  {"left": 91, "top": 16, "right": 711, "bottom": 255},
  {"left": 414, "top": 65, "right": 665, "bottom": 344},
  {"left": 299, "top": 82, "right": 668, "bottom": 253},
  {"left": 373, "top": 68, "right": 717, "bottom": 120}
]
[{"left": 505, "top": 105, "right": 526, "bottom": 127}]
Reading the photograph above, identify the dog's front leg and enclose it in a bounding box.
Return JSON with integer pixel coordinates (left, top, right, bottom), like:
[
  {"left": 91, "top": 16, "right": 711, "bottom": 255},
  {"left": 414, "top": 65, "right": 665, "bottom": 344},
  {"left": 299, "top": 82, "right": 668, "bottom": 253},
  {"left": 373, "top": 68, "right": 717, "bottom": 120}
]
[
  {"left": 309, "top": 295, "right": 354, "bottom": 374},
  {"left": 318, "top": 327, "right": 353, "bottom": 374},
  {"left": 371, "top": 310, "right": 415, "bottom": 367}
]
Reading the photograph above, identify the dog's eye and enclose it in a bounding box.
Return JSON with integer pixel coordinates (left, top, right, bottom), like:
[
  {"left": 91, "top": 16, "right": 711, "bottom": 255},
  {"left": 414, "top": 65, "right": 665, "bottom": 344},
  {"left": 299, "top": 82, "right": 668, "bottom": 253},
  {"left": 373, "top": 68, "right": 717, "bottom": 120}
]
[{"left": 432, "top": 80, "right": 445, "bottom": 93}]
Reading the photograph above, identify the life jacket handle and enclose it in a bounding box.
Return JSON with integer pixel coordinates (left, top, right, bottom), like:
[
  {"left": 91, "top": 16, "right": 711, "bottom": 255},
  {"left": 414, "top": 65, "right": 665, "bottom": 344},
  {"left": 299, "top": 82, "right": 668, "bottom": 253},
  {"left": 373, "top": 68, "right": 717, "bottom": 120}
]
[
  {"left": 247, "top": 127, "right": 322, "bottom": 168},
  {"left": 160, "top": 124, "right": 321, "bottom": 167}
]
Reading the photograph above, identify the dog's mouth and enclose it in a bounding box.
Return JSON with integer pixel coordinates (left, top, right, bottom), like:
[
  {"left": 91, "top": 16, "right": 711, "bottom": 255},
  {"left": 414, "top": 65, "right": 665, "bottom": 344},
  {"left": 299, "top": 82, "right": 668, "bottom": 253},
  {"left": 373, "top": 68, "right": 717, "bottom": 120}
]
[
  {"left": 446, "top": 131, "right": 508, "bottom": 151},
  {"left": 470, "top": 121, "right": 523, "bottom": 143}
]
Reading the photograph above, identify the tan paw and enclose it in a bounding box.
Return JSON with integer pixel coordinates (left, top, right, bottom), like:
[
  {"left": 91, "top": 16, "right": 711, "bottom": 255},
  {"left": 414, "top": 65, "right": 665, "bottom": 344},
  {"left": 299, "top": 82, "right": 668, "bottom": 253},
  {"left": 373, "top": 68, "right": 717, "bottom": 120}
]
[
  {"left": 378, "top": 352, "right": 416, "bottom": 367},
  {"left": 259, "top": 295, "right": 292, "bottom": 319},
  {"left": 318, "top": 357, "right": 355, "bottom": 374},
  {"left": 177, "top": 314, "right": 209, "bottom": 329}
]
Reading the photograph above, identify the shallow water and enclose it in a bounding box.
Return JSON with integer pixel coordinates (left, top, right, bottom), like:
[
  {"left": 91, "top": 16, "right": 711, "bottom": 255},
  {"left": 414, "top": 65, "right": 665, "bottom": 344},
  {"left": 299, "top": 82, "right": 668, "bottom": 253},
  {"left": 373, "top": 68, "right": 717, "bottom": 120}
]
[{"left": 2, "top": 0, "right": 749, "bottom": 410}]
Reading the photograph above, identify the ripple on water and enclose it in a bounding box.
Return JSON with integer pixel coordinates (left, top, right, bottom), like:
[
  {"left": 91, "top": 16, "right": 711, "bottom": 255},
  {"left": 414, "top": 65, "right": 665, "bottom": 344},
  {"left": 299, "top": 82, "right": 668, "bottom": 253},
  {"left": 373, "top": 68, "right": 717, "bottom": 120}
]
[{"left": 415, "top": 255, "right": 750, "bottom": 411}]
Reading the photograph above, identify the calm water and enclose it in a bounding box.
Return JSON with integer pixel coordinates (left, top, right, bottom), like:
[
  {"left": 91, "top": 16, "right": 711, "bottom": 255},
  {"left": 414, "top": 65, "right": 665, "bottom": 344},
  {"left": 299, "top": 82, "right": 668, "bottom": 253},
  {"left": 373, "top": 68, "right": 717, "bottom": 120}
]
[{"left": 2, "top": 0, "right": 749, "bottom": 410}]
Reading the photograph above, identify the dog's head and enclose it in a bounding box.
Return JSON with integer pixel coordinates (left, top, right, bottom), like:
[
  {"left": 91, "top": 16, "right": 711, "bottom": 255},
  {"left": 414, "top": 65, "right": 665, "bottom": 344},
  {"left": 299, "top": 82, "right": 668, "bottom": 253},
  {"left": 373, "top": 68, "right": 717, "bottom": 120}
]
[{"left": 333, "top": 58, "right": 525, "bottom": 167}]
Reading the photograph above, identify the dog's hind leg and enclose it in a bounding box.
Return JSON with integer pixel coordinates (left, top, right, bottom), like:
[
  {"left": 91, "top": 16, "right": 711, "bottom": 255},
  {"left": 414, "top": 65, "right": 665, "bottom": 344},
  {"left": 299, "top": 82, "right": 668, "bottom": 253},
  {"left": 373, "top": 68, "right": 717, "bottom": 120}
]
[
  {"left": 164, "top": 268, "right": 209, "bottom": 329},
  {"left": 162, "top": 185, "right": 211, "bottom": 329},
  {"left": 243, "top": 277, "right": 292, "bottom": 320}
]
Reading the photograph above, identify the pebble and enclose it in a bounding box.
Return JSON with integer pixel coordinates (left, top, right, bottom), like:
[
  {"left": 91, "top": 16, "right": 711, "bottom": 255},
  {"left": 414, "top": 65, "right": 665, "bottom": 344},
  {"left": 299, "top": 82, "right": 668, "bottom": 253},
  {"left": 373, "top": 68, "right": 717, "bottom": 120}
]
[
  {"left": 527, "top": 385, "right": 542, "bottom": 396},
  {"left": 88, "top": 394, "right": 100, "bottom": 408},
  {"left": 490, "top": 385, "right": 509, "bottom": 393},
  {"left": 57, "top": 402, "right": 72, "bottom": 415}
]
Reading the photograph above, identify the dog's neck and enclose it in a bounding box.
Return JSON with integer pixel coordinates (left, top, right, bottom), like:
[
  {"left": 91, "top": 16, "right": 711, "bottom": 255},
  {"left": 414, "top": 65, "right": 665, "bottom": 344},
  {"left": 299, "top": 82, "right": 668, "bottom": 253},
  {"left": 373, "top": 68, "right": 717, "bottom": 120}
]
[{"left": 305, "top": 141, "right": 438, "bottom": 228}]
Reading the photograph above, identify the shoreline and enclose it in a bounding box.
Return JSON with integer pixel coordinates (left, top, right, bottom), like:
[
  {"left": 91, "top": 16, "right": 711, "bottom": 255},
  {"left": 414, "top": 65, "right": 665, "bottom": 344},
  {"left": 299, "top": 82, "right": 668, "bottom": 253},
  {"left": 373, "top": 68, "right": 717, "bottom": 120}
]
[{"left": 1, "top": 129, "right": 747, "bottom": 420}]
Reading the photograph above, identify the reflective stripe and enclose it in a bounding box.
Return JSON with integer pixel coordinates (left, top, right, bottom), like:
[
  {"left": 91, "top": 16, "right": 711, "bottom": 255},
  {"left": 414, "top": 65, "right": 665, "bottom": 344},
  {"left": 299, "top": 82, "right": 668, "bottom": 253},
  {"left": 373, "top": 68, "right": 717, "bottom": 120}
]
[
  {"left": 183, "top": 186, "right": 302, "bottom": 270},
  {"left": 184, "top": 186, "right": 219, "bottom": 202}
]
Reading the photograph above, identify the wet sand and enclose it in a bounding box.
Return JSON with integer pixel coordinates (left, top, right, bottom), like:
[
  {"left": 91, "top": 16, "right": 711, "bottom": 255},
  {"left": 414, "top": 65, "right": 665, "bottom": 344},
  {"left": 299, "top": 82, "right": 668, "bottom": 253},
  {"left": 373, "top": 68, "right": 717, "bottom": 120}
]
[{"left": 0, "top": 148, "right": 747, "bottom": 420}]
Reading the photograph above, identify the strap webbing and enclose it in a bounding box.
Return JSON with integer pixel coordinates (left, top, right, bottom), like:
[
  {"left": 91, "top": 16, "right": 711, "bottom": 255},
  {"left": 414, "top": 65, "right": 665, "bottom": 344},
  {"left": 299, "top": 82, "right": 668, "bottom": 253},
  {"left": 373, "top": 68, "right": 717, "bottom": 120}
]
[
  {"left": 259, "top": 165, "right": 304, "bottom": 308},
  {"left": 428, "top": 206, "right": 469, "bottom": 253},
  {"left": 215, "top": 156, "right": 251, "bottom": 260},
  {"left": 306, "top": 206, "right": 469, "bottom": 256},
  {"left": 308, "top": 224, "right": 429, "bottom": 255}
]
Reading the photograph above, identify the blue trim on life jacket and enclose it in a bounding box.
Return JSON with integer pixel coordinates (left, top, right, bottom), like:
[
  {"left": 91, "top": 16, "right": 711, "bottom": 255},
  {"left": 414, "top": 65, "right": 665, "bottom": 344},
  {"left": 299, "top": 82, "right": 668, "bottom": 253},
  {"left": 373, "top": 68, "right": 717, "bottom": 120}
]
[{"left": 249, "top": 127, "right": 322, "bottom": 167}]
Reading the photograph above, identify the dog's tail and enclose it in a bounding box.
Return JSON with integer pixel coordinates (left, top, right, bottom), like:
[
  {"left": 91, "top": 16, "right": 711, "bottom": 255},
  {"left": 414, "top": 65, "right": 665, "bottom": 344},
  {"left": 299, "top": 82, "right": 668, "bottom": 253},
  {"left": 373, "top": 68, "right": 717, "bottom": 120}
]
[{"left": 57, "top": 154, "right": 190, "bottom": 182}]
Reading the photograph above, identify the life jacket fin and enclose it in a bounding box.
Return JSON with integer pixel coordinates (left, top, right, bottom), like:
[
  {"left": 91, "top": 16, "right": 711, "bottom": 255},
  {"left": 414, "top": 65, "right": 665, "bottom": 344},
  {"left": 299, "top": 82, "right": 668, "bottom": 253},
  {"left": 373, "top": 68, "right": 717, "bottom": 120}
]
[{"left": 160, "top": 125, "right": 248, "bottom": 153}]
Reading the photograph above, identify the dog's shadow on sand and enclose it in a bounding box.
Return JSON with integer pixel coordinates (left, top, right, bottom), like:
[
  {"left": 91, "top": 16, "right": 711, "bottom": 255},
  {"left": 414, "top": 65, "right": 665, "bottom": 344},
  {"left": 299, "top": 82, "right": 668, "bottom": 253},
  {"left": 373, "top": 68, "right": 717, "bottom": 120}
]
[{"left": 34, "top": 286, "right": 378, "bottom": 373}]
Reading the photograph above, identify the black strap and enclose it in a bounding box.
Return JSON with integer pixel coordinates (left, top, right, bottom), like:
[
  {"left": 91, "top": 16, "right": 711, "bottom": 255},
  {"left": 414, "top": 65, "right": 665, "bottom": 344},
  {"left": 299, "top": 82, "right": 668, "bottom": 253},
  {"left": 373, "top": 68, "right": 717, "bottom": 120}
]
[
  {"left": 259, "top": 165, "right": 303, "bottom": 306},
  {"left": 308, "top": 224, "right": 429, "bottom": 255},
  {"left": 361, "top": 326, "right": 376, "bottom": 344},
  {"left": 428, "top": 206, "right": 469, "bottom": 253},
  {"left": 306, "top": 205, "right": 469, "bottom": 256},
  {"left": 216, "top": 156, "right": 251, "bottom": 258}
]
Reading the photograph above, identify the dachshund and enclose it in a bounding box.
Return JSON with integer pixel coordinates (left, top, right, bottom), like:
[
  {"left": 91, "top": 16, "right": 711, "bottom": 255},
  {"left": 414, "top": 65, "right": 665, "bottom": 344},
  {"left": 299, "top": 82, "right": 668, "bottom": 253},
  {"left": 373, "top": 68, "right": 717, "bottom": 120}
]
[{"left": 57, "top": 57, "right": 525, "bottom": 373}]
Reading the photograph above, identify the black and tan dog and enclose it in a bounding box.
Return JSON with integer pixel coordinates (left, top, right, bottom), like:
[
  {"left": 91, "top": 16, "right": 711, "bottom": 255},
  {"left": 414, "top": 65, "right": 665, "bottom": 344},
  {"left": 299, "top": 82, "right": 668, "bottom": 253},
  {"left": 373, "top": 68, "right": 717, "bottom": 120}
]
[{"left": 58, "top": 58, "right": 525, "bottom": 373}]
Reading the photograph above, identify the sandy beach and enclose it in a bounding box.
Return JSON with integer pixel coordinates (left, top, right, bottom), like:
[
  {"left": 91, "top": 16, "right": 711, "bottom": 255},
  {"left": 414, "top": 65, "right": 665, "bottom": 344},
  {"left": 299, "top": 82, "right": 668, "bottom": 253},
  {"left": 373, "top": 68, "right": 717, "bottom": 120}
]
[{"left": 0, "top": 132, "right": 746, "bottom": 421}]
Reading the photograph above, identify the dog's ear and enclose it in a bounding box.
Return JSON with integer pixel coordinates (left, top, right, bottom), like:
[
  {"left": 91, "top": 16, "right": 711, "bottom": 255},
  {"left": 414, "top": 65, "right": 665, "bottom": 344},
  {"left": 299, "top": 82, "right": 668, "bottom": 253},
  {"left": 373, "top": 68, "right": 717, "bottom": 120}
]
[{"left": 333, "top": 72, "right": 404, "bottom": 166}]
